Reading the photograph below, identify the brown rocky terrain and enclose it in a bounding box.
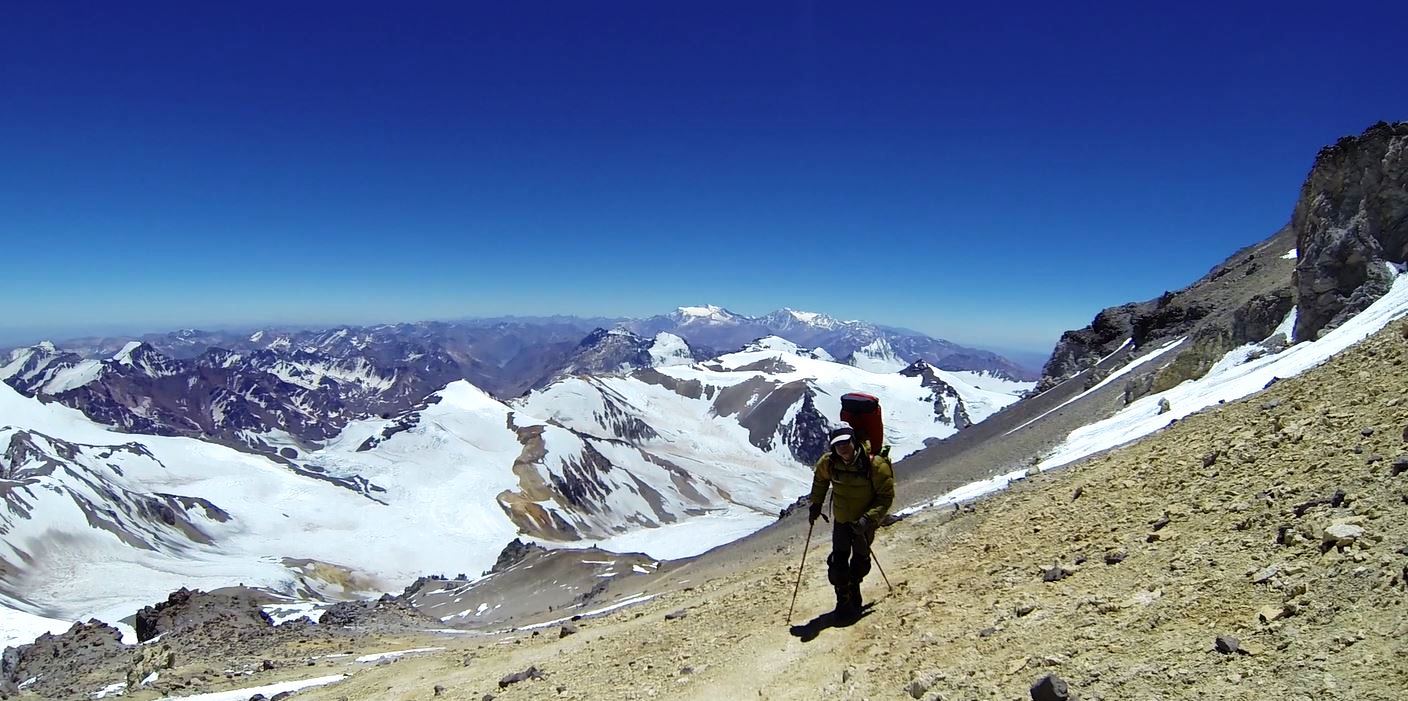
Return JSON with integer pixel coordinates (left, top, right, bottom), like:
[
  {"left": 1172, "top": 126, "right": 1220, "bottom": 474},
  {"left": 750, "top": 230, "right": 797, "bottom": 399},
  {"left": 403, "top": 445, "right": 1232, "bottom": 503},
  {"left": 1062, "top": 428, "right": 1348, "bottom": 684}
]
[{"left": 12, "top": 317, "right": 1403, "bottom": 700}]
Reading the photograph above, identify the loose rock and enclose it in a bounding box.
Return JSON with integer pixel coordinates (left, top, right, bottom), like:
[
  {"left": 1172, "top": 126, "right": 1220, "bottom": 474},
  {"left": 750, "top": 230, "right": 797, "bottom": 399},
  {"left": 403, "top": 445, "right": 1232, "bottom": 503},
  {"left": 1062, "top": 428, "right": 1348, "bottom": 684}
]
[
  {"left": 1215, "top": 636, "right": 1240, "bottom": 654},
  {"left": 1251, "top": 564, "right": 1281, "bottom": 583},
  {"left": 560, "top": 623, "right": 578, "bottom": 639},
  {"left": 1030, "top": 673, "right": 1072, "bottom": 700},
  {"left": 1322, "top": 523, "right": 1365, "bottom": 549},
  {"left": 1392, "top": 455, "right": 1408, "bottom": 476},
  {"left": 665, "top": 609, "right": 689, "bottom": 621},
  {"left": 498, "top": 665, "right": 544, "bottom": 689},
  {"left": 904, "top": 677, "right": 929, "bottom": 699}
]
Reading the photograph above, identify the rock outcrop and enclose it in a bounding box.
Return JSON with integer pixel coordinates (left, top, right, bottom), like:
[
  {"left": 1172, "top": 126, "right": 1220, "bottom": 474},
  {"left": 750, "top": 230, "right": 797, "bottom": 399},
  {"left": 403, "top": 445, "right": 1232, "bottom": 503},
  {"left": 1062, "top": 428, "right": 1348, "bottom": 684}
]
[
  {"left": 1293, "top": 121, "right": 1408, "bottom": 341},
  {"left": 1, "top": 620, "right": 129, "bottom": 699},
  {"left": 1037, "top": 303, "right": 1146, "bottom": 392},
  {"left": 135, "top": 587, "right": 274, "bottom": 643}
]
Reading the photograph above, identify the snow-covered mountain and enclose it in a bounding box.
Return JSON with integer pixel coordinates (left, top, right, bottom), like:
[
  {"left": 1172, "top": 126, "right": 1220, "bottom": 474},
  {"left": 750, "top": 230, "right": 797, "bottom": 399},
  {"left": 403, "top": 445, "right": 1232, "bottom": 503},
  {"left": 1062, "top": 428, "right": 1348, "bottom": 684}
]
[
  {"left": 519, "top": 336, "right": 1023, "bottom": 468},
  {"left": 1, "top": 340, "right": 461, "bottom": 456},
  {"left": 530, "top": 329, "right": 700, "bottom": 390},
  {"left": 0, "top": 329, "right": 1032, "bottom": 629},
  {"left": 845, "top": 337, "right": 907, "bottom": 373},
  {"left": 626, "top": 306, "right": 1035, "bottom": 380}
]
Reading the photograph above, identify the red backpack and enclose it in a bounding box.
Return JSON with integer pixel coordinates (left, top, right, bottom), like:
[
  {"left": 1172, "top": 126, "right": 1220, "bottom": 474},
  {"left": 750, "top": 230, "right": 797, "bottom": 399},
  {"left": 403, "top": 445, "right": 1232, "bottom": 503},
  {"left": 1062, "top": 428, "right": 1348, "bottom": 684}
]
[{"left": 839, "top": 392, "right": 886, "bottom": 456}]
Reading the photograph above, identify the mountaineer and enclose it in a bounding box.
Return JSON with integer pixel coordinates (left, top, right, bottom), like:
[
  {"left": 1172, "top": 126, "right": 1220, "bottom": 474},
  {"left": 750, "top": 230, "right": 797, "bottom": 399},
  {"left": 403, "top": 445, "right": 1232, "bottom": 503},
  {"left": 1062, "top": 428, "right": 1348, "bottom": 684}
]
[{"left": 807, "top": 424, "right": 894, "bottom": 622}]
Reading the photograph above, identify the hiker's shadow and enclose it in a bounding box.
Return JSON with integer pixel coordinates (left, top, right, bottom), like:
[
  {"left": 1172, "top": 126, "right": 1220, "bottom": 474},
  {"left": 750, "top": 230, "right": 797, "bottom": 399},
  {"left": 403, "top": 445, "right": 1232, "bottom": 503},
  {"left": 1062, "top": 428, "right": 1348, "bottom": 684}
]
[{"left": 788, "top": 604, "right": 874, "bottom": 642}]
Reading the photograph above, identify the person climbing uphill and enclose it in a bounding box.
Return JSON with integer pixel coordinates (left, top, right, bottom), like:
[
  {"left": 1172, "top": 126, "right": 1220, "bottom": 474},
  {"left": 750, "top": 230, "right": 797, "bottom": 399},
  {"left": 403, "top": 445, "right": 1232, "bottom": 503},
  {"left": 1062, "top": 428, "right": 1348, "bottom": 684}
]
[{"left": 808, "top": 425, "right": 894, "bottom": 623}]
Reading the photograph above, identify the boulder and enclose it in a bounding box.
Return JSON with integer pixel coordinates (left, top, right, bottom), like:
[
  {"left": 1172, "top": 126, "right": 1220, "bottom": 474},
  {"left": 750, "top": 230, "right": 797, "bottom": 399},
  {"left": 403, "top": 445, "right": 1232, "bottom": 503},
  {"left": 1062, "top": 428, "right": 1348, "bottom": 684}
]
[{"left": 1030, "top": 673, "right": 1072, "bottom": 700}]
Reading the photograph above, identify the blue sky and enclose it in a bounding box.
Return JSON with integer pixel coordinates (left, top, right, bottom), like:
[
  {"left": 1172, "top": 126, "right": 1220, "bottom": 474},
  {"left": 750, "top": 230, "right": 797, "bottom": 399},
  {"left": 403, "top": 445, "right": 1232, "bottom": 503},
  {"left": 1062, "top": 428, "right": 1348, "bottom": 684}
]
[{"left": 2, "top": 2, "right": 1405, "bottom": 353}]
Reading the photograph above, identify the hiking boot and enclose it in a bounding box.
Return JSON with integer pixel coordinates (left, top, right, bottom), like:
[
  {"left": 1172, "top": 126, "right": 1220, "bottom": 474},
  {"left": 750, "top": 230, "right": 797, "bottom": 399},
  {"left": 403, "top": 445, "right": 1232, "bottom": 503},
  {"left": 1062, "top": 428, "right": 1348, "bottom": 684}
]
[
  {"left": 832, "top": 585, "right": 853, "bottom": 620},
  {"left": 847, "top": 583, "right": 864, "bottom": 618}
]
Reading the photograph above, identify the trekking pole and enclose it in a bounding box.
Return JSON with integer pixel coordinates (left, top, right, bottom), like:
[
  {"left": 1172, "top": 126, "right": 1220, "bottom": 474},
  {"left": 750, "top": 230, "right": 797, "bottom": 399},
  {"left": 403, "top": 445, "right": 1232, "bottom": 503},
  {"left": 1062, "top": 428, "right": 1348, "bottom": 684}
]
[
  {"left": 786, "top": 519, "right": 816, "bottom": 625},
  {"left": 870, "top": 549, "right": 893, "bottom": 593}
]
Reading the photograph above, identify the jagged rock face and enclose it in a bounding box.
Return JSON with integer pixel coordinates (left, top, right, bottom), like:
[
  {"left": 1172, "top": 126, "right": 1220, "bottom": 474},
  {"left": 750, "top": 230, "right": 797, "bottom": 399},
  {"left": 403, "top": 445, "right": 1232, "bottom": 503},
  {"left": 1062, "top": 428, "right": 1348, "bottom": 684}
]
[
  {"left": 1, "top": 620, "right": 129, "bottom": 699},
  {"left": 552, "top": 328, "right": 654, "bottom": 379},
  {"left": 1132, "top": 297, "right": 1212, "bottom": 347},
  {"left": 1037, "top": 303, "right": 1147, "bottom": 392},
  {"left": 491, "top": 538, "right": 548, "bottom": 574},
  {"left": 901, "top": 360, "right": 972, "bottom": 429},
  {"left": 135, "top": 587, "right": 273, "bottom": 643},
  {"left": 1232, "top": 288, "right": 1295, "bottom": 343},
  {"left": 781, "top": 390, "right": 831, "bottom": 465},
  {"left": 1041, "top": 214, "right": 1302, "bottom": 396},
  {"left": 1293, "top": 121, "right": 1408, "bottom": 341}
]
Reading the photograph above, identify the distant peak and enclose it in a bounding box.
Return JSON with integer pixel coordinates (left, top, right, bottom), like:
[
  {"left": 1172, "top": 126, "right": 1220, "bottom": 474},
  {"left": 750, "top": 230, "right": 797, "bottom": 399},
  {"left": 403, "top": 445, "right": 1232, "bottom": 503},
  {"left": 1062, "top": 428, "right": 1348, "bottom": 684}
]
[
  {"left": 580, "top": 327, "right": 642, "bottom": 346},
  {"left": 761, "top": 307, "right": 843, "bottom": 330},
  {"left": 672, "top": 305, "right": 738, "bottom": 323},
  {"left": 113, "top": 341, "right": 145, "bottom": 364},
  {"left": 677, "top": 304, "right": 727, "bottom": 315},
  {"left": 742, "top": 336, "right": 803, "bottom": 354}
]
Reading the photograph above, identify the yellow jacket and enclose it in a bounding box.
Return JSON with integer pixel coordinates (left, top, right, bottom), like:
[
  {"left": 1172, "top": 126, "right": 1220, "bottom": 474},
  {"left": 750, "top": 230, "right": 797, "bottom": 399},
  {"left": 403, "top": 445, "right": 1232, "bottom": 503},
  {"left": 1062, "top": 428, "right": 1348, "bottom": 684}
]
[{"left": 809, "top": 446, "right": 894, "bottom": 524}]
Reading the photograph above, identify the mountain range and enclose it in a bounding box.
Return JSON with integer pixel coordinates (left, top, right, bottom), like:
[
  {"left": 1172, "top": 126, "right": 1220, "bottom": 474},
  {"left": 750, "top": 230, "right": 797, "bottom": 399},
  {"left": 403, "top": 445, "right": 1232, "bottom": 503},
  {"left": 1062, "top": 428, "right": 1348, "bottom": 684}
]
[{"left": 0, "top": 317, "right": 1034, "bottom": 629}]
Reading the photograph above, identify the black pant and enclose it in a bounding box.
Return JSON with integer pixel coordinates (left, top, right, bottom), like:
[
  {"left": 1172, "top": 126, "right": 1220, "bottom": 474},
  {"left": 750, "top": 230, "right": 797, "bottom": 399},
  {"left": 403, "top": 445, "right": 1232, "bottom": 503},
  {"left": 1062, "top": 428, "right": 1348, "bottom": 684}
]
[{"left": 827, "top": 520, "right": 875, "bottom": 587}]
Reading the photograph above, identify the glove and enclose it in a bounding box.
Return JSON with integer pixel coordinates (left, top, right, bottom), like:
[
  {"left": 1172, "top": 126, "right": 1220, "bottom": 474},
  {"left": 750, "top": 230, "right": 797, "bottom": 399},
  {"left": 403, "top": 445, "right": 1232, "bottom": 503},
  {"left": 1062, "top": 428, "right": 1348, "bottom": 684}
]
[
  {"left": 808, "top": 503, "right": 823, "bottom": 524},
  {"left": 851, "top": 515, "right": 870, "bottom": 534}
]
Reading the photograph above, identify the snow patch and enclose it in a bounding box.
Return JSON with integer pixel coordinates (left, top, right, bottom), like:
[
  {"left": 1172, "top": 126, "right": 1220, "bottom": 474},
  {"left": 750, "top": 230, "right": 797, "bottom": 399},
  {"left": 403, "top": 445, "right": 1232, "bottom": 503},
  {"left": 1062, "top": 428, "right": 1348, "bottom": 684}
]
[
  {"left": 354, "top": 647, "right": 445, "bottom": 663},
  {"left": 92, "top": 681, "right": 127, "bottom": 698},
  {"left": 262, "top": 602, "right": 329, "bottom": 625},
  {"left": 156, "top": 674, "right": 346, "bottom": 700}
]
